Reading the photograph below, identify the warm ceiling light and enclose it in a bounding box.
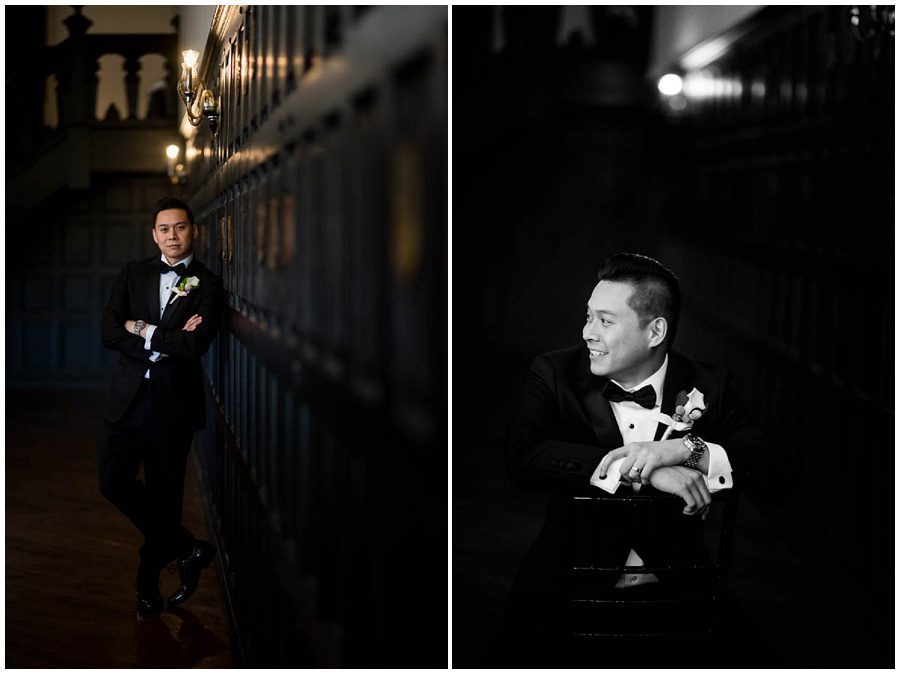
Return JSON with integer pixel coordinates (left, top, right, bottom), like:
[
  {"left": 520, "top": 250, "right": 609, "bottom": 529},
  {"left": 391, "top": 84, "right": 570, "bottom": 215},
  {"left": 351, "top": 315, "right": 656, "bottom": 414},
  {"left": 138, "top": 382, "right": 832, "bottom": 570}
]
[
  {"left": 166, "top": 144, "right": 180, "bottom": 159},
  {"left": 658, "top": 74, "right": 683, "bottom": 96}
]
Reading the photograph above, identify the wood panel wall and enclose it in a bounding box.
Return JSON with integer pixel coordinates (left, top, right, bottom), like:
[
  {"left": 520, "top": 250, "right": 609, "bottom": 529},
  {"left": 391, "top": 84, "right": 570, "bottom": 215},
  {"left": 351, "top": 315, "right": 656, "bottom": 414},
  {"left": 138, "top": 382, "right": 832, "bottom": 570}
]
[
  {"left": 7, "top": 177, "right": 179, "bottom": 387},
  {"left": 185, "top": 6, "right": 447, "bottom": 667},
  {"left": 656, "top": 4, "right": 893, "bottom": 597}
]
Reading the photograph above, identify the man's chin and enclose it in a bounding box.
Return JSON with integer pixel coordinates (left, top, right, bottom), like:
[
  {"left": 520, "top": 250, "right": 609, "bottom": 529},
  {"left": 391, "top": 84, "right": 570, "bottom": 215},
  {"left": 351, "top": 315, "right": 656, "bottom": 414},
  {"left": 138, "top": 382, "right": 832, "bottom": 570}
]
[{"left": 588, "top": 361, "right": 609, "bottom": 377}]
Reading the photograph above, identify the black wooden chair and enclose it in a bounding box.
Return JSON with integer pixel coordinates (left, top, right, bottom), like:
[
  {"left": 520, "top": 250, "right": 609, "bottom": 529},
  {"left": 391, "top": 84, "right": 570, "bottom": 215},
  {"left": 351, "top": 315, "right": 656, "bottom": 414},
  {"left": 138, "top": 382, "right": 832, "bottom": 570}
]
[{"left": 563, "top": 487, "right": 741, "bottom": 658}]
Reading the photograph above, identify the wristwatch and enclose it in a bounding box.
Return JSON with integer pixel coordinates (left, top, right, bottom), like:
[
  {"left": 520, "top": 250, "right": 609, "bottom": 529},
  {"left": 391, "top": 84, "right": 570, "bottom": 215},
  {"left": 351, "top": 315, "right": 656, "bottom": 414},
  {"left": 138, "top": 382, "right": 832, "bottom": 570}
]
[
  {"left": 682, "top": 433, "right": 707, "bottom": 470},
  {"left": 133, "top": 319, "right": 146, "bottom": 336}
]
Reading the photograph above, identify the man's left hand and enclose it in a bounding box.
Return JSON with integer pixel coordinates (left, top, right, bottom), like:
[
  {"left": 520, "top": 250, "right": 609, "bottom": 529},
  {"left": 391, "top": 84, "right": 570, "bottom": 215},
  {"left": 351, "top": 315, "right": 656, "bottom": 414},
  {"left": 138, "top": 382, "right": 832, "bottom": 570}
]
[{"left": 598, "top": 440, "right": 689, "bottom": 486}]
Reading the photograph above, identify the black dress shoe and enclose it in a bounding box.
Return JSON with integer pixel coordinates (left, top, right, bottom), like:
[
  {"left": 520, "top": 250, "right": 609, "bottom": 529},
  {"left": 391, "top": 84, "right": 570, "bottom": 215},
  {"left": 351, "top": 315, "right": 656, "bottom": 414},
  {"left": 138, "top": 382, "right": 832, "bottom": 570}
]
[
  {"left": 167, "top": 540, "right": 217, "bottom": 607},
  {"left": 136, "top": 580, "right": 165, "bottom": 614},
  {"left": 136, "top": 559, "right": 165, "bottom": 614}
]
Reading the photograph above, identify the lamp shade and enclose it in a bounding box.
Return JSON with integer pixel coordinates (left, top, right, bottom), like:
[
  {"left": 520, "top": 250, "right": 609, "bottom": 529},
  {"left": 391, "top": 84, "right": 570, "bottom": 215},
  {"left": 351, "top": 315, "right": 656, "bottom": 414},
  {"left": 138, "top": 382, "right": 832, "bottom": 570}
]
[{"left": 182, "top": 49, "right": 200, "bottom": 69}]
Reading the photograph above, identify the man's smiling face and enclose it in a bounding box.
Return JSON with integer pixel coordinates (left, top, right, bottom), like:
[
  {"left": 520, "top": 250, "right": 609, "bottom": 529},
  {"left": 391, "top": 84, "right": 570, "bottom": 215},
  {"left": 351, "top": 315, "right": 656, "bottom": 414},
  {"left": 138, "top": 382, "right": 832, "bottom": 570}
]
[
  {"left": 582, "top": 280, "right": 657, "bottom": 386},
  {"left": 152, "top": 208, "right": 197, "bottom": 263}
]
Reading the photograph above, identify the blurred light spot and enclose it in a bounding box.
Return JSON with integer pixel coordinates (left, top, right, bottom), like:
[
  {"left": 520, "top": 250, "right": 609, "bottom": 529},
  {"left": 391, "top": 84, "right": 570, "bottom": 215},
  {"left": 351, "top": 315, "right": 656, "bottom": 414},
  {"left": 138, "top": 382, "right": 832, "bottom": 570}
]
[
  {"left": 681, "top": 37, "right": 730, "bottom": 71},
  {"left": 658, "top": 73, "right": 683, "bottom": 96},
  {"left": 667, "top": 95, "right": 687, "bottom": 111},
  {"left": 751, "top": 80, "right": 766, "bottom": 100},
  {"left": 684, "top": 71, "right": 715, "bottom": 99}
]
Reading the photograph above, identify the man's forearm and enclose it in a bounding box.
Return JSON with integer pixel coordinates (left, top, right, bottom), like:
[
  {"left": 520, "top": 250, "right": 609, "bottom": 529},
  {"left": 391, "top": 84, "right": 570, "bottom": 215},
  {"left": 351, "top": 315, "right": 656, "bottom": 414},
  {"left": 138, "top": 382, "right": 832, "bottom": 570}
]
[
  {"left": 124, "top": 319, "right": 150, "bottom": 339},
  {"left": 506, "top": 438, "right": 608, "bottom": 491}
]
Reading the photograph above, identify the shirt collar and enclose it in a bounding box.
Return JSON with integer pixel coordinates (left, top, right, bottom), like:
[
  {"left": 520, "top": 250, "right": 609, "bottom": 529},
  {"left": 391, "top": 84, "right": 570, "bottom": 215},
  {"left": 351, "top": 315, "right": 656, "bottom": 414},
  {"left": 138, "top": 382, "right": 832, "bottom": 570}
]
[
  {"left": 610, "top": 354, "right": 668, "bottom": 409},
  {"left": 160, "top": 252, "right": 193, "bottom": 269}
]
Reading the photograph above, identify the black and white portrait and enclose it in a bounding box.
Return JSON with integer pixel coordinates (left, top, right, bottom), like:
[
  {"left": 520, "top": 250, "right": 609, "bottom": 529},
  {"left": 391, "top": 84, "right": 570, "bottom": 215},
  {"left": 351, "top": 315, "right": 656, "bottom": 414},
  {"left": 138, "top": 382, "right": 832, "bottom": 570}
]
[{"left": 452, "top": 5, "right": 893, "bottom": 668}]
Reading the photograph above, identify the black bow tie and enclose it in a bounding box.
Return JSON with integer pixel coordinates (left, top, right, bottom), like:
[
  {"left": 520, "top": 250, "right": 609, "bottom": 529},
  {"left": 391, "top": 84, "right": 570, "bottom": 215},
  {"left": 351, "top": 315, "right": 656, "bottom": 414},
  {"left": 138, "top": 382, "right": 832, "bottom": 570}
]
[
  {"left": 159, "top": 261, "right": 187, "bottom": 275},
  {"left": 602, "top": 381, "right": 657, "bottom": 409}
]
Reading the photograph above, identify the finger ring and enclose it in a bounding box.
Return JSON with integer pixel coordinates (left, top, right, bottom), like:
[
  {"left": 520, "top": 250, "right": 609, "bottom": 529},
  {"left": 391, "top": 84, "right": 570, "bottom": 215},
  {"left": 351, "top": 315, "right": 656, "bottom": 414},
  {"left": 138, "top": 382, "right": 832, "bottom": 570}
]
[{"left": 631, "top": 466, "right": 641, "bottom": 473}]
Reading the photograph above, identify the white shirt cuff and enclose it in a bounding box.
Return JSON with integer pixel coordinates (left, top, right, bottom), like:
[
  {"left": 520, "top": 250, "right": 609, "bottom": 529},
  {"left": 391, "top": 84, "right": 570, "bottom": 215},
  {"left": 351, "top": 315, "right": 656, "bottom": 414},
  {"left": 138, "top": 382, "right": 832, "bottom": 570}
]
[
  {"left": 143, "top": 324, "right": 157, "bottom": 350},
  {"left": 590, "top": 456, "right": 623, "bottom": 493},
  {"left": 704, "top": 441, "right": 733, "bottom": 492},
  {"left": 590, "top": 443, "right": 733, "bottom": 494}
]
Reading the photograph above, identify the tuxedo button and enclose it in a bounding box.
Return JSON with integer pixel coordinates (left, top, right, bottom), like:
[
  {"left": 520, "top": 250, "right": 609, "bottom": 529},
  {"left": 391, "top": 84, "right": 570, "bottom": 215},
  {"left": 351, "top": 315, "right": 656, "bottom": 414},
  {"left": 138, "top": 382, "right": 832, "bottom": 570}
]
[
  {"left": 718, "top": 475, "right": 725, "bottom": 484},
  {"left": 629, "top": 424, "right": 634, "bottom": 429}
]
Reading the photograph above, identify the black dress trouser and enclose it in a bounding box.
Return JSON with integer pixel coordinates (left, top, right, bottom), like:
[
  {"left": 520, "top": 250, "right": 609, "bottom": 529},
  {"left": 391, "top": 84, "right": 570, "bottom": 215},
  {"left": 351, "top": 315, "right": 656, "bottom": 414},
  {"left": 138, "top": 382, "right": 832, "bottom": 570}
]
[{"left": 97, "top": 379, "right": 196, "bottom": 572}]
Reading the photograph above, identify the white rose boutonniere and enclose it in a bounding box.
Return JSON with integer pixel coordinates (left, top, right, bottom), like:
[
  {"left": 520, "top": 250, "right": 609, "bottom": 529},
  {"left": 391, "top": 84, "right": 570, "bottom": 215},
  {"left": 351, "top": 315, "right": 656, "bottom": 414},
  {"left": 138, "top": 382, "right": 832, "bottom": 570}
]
[
  {"left": 169, "top": 275, "right": 200, "bottom": 305},
  {"left": 652, "top": 387, "right": 708, "bottom": 440}
]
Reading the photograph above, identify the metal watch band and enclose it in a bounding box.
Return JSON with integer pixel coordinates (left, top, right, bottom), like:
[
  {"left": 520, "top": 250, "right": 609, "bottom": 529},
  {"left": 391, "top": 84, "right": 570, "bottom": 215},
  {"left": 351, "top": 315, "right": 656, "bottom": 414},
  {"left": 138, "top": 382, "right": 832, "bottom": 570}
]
[
  {"left": 133, "top": 320, "right": 146, "bottom": 336},
  {"left": 682, "top": 433, "right": 706, "bottom": 470}
]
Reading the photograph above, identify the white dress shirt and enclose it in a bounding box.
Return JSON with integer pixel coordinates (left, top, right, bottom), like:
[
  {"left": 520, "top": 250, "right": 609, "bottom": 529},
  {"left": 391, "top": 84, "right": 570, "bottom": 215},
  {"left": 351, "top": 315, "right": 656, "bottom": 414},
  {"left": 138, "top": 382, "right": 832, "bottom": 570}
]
[
  {"left": 141, "top": 253, "right": 193, "bottom": 379},
  {"left": 594, "top": 354, "right": 733, "bottom": 587}
]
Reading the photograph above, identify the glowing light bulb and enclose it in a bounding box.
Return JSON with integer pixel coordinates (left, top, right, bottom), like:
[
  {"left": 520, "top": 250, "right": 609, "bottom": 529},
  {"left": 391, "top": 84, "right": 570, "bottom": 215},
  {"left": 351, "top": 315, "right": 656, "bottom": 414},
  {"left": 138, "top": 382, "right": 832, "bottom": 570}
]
[
  {"left": 166, "top": 144, "right": 180, "bottom": 159},
  {"left": 658, "top": 74, "right": 683, "bottom": 97},
  {"left": 182, "top": 50, "right": 199, "bottom": 69}
]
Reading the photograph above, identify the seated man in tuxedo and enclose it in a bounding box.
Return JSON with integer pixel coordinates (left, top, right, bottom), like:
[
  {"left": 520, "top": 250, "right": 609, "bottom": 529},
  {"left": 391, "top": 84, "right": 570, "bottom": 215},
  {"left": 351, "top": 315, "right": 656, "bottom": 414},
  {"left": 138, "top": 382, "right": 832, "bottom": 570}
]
[
  {"left": 98, "top": 196, "right": 224, "bottom": 614},
  {"left": 499, "top": 252, "right": 773, "bottom": 664}
]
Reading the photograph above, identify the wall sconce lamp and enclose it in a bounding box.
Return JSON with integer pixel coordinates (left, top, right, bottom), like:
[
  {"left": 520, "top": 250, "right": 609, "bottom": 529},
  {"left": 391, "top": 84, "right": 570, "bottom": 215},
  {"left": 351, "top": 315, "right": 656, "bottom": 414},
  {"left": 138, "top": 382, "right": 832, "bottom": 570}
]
[{"left": 177, "top": 49, "right": 220, "bottom": 135}]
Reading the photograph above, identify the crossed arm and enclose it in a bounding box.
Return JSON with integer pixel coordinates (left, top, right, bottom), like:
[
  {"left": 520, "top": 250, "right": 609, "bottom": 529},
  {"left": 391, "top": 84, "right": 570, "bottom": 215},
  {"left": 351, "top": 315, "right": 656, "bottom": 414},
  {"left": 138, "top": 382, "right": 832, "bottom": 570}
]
[
  {"left": 597, "top": 441, "right": 714, "bottom": 517},
  {"left": 125, "top": 314, "right": 202, "bottom": 338},
  {"left": 101, "top": 266, "right": 223, "bottom": 363},
  {"left": 506, "top": 356, "right": 726, "bottom": 518}
]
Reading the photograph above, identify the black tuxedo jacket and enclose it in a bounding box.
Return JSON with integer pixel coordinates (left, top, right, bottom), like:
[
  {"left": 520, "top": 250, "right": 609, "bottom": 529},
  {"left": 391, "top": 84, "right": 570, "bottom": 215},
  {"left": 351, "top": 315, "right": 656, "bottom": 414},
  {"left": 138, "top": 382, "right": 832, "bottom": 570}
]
[
  {"left": 505, "top": 344, "right": 775, "bottom": 589},
  {"left": 100, "top": 255, "right": 224, "bottom": 432}
]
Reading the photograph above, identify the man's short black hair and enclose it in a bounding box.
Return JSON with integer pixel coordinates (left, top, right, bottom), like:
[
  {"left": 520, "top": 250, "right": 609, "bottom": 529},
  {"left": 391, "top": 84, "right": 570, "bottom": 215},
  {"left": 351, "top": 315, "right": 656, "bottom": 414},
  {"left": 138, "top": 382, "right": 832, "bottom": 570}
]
[
  {"left": 597, "top": 252, "right": 681, "bottom": 348},
  {"left": 152, "top": 196, "right": 194, "bottom": 228}
]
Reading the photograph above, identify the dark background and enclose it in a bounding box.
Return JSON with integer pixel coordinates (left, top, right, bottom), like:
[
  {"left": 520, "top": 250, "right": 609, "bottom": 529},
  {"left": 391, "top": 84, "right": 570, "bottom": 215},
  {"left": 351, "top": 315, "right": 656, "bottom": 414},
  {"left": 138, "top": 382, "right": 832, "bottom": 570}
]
[{"left": 452, "top": 5, "right": 893, "bottom": 667}]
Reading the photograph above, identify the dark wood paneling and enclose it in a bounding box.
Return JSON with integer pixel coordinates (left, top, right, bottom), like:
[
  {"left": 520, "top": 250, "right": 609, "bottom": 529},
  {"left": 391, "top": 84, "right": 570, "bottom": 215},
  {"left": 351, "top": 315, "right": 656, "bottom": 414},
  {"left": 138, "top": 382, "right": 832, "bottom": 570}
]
[
  {"left": 62, "top": 275, "right": 91, "bottom": 311},
  {"left": 23, "top": 274, "right": 53, "bottom": 310},
  {"left": 187, "top": 7, "right": 447, "bottom": 667},
  {"left": 21, "top": 321, "right": 54, "bottom": 369},
  {"left": 63, "top": 222, "right": 92, "bottom": 265},
  {"left": 8, "top": 176, "right": 177, "bottom": 386},
  {"left": 60, "top": 320, "right": 93, "bottom": 367},
  {"left": 658, "top": 3, "right": 893, "bottom": 627}
]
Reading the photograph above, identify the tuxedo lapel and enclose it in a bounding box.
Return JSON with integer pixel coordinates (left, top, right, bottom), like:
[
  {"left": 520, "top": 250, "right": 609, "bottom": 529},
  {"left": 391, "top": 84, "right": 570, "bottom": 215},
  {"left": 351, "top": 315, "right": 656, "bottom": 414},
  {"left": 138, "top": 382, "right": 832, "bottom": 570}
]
[
  {"left": 159, "top": 260, "right": 196, "bottom": 328},
  {"left": 145, "top": 259, "right": 161, "bottom": 323},
  {"left": 575, "top": 356, "right": 624, "bottom": 449},
  {"left": 654, "top": 351, "right": 695, "bottom": 440}
]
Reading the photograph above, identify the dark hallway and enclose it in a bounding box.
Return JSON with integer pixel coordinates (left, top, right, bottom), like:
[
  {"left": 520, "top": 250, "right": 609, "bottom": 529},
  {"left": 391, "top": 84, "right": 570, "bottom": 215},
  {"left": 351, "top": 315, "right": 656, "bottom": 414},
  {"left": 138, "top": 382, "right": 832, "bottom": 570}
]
[{"left": 7, "top": 5, "right": 447, "bottom": 668}]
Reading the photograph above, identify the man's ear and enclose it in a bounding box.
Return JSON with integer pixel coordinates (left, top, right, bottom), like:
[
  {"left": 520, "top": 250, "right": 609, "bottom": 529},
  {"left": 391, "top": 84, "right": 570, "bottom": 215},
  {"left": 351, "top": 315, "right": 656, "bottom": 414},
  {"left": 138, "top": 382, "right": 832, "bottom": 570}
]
[{"left": 648, "top": 317, "right": 667, "bottom": 348}]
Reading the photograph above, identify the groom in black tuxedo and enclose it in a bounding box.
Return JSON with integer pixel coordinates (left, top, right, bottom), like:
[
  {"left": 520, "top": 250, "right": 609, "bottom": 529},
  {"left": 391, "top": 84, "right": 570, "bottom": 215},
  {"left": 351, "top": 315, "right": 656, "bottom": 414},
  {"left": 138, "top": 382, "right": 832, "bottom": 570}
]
[
  {"left": 499, "top": 253, "right": 774, "bottom": 664},
  {"left": 98, "top": 196, "right": 224, "bottom": 613}
]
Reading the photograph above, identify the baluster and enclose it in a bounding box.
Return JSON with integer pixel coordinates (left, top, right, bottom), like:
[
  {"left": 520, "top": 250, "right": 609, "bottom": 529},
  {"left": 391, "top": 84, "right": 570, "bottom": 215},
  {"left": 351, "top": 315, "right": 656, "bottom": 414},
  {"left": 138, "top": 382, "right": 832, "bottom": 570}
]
[{"left": 123, "top": 56, "right": 140, "bottom": 119}]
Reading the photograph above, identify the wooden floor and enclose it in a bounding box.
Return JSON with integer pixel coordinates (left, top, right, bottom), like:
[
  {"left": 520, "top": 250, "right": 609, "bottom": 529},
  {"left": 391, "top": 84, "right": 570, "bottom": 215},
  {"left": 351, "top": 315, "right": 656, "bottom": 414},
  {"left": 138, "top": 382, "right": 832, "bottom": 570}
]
[{"left": 6, "top": 389, "right": 233, "bottom": 668}]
